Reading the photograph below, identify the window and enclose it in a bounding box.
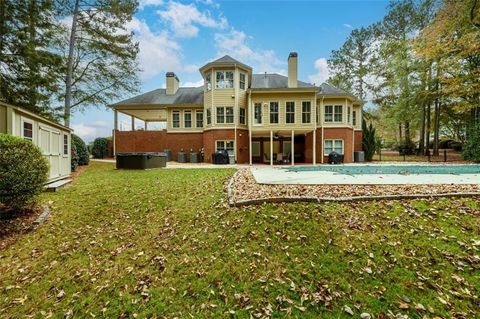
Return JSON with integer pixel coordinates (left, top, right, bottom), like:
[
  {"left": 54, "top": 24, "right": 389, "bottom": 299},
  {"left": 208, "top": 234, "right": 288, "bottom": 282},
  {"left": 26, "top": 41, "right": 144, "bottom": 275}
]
[
  {"left": 347, "top": 106, "right": 351, "bottom": 123},
  {"left": 216, "top": 107, "right": 225, "bottom": 124},
  {"left": 239, "top": 73, "right": 246, "bottom": 90},
  {"left": 353, "top": 110, "right": 357, "bottom": 126},
  {"left": 254, "top": 103, "right": 262, "bottom": 124},
  {"left": 63, "top": 134, "right": 68, "bottom": 155},
  {"left": 196, "top": 111, "right": 203, "bottom": 128},
  {"left": 334, "top": 105, "right": 343, "bottom": 122},
  {"left": 325, "top": 105, "right": 333, "bottom": 122},
  {"left": 216, "top": 71, "right": 234, "bottom": 88},
  {"left": 23, "top": 120, "right": 33, "bottom": 141},
  {"left": 324, "top": 105, "right": 343, "bottom": 122},
  {"left": 205, "top": 73, "right": 211, "bottom": 91},
  {"left": 172, "top": 111, "right": 180, "bottom": 128},
  {"left": 184, "top": 111, "right": 192, "bottom": 128},
  {"left": 216, "top": 140, "right": 235, "bottom": 155},
  {"left": 252, "top": 141, "right": 260, "bottom": 156},
  {"left": 302, "top": 101, "right": 311, "bottom": 123},
  {"left": 226, "top": 107, "right": 234, "bottom": 123},
  {"left": 269, "top": 102, "right": 279, "bottom": 124},
  {"left": 239, "top": 108, "right": 246, "bottom": 124},
  {"left": 207, "top": 108, "right": 211, "bottom": 125},
  {"left": 324, "top": 139, "right": 344, "bottom": 155},
  {"left": 286, "top": 102, "right": 295, "bottom": 124}
]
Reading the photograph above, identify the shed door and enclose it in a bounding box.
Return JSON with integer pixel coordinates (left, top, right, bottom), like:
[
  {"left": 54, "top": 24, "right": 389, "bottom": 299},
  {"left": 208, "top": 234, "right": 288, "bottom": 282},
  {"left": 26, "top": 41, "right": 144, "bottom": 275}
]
[{"left": 39, "top": 125, "right": 61, "bottom": 180}]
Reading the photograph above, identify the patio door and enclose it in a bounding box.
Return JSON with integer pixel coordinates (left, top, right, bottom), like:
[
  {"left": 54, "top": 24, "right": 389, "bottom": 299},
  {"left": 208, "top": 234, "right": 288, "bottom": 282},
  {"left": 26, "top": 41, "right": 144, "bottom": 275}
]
[{"left": 263, "top": 140, "right": 280, "bottom": 160}]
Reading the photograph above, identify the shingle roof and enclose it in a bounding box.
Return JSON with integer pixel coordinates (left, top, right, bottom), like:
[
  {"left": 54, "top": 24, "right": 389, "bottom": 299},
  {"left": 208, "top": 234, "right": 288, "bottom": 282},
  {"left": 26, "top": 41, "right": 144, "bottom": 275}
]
[
  {"left": 251, "top": 73, "right": 315, "bottom": 89},
  {"left": 200, "top": 55, "right": 253, "bottom": 73},
  {"left": 318, "top": 83, "right": 352, "bottom": 96},
  {"left": 211, "top": 55, "right": 244, "bottom": 64},
  {"left": 112, "top": 87, "right": 203, "bottom": 106}
]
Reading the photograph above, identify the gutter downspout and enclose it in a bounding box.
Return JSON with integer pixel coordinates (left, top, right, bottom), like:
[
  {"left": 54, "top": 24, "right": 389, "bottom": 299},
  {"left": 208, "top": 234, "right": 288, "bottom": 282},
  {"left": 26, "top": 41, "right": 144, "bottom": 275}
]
[
  {"left": 320, "top": 96, "right": 324, "bottom": 163},
  {"left": 234, "top": 64, "right": 238, "bottom": 163},
  {"left": 248, "top": 90, "right": 252, "bottom": 165}
]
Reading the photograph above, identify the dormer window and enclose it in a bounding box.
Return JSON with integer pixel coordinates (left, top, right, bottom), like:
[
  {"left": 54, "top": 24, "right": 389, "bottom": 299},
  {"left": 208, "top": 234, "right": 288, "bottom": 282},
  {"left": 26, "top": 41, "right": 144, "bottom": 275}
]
[
  {"left": 216, "top": 71, "right": 234, "bottom": 89},
  {"left": 205, "top": 73, "right": 211, "bottom": 91}
]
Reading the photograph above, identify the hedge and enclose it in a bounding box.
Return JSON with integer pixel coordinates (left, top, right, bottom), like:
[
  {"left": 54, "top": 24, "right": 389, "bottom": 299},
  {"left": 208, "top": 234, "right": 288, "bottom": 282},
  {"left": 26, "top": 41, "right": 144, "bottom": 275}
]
[
  {"left": 72, "top": 134, "right": 89, "bottom": 165},
  {"left": 91, "top": 137, "right": 108, "bottom": 159}
]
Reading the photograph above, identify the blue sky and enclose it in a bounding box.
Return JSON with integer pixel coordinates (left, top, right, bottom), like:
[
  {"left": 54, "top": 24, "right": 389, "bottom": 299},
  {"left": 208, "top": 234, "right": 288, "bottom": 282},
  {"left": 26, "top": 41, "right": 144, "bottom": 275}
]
[{"left": 72, "top": 0, "right": 389, "bottom": 142}]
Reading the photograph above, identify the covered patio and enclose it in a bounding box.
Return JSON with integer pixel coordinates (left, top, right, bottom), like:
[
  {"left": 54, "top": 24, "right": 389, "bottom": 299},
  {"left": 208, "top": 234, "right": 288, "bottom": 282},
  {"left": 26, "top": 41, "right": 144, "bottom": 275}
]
[{"left": 249, "top": 129, "right": 319, "bottom": 166}]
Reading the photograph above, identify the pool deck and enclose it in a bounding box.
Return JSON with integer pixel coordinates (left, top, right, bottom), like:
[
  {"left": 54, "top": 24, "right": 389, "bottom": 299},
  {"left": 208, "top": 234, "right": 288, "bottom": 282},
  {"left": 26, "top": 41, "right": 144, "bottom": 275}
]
[{"left": 251, "top": 165, "right": 480, "bottom": 185}]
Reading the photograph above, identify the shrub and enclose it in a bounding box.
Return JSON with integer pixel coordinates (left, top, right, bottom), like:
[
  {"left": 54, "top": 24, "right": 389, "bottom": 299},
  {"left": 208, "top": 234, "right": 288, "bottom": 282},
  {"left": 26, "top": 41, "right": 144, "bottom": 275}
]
[
  {"left": 72, "top": 134, "right": 89, "bottom": 165},
  {"left": 71, "top": 142, "right": 79, "bottom": 172},
  {"left": 397, "top": 141, "right": 416, "bottom": 155},
  {"left": 362, "top": 119, "right": 377, "bottom": 161},
  {"left": 450, "top": 142, "right": 463, "bottom": 152},
  {"left": 0, "top": 134, "right": 49, "bottom": 209},
  {"left": 439, "top": 139, "right": 454, "bottom": 149},
  {"left": 91, "top": 137, "right": 108, "bottom": 159},
  {"left": 462, "top": 123, "right": 480, "bottom": 162}
]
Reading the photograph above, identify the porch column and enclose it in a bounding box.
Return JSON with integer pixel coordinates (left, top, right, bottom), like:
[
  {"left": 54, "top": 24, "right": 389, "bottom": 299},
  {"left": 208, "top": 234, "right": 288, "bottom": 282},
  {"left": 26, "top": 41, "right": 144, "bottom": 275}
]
[
  {"left": 131, "top": 116, "right": 135, "bottom": 131},
  {"left": 313, "top": 130, "right": 316, "bottom": 165},
  {"left": 113, "top": 109, "right": 118, "bottom": 157},
  {"left": 291, "top": 130, "right": 294, "bottom": 166},
  {"left": 249, "top": 131, "right": 252, "bottom": 165},
  {"left": 145, "top": 121, "right": 148, "bottom": 131},
  {"left": 270, "top": 130, "right": 273, "bottom": 166}
]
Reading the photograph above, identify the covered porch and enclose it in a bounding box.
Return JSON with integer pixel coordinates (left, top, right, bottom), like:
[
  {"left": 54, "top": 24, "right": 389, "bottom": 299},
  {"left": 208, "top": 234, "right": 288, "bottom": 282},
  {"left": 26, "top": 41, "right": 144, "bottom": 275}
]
[{"left": 249, "top": 129, "right": 319, "bottom": 166}]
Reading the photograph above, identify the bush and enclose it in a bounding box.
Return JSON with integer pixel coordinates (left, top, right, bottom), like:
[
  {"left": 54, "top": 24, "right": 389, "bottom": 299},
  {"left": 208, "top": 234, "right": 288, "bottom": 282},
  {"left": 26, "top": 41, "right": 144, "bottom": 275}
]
[
  {"left": 397, "top": 141, "right": 416, "bottom": 155},
  {"left": 72, "top": 134, "right": 89, "bottom": 165},
  {"left": 439, "top": 139, "right": 455, "bottom": 149},
  {"left": 71, "top": 142, "right": 79, "bottom": 172},
  {"left": 462, "top": 123, "right": 480, "bottom": 162},
  {"left": 91, "top": 137, "right": 108, "bottom": 159},
  {"left": 0, "top": 134, "right": 49, "bottom": 209},
  {"left": 450, "top": 142, "right": 463, "bottom": 152},
  {"left": 362, "top": 119, "right": 377, "bottom": 161}
]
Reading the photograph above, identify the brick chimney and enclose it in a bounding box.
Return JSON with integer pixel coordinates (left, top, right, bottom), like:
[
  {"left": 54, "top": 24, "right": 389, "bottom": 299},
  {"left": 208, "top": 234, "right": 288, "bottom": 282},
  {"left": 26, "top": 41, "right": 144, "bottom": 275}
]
[
  {"left": 166, "top": 72, "right": 179, "bottom": 95},
  {"left": 288, "top": 52, "right": 298, "bottom": 88}
]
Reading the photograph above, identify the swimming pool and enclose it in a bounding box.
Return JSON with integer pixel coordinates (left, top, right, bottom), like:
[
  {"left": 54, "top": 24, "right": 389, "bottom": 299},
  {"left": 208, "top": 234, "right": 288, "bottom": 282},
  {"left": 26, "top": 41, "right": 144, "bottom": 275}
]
[{"left": 287, "top": 164, "right": 480, "bottom": 175}]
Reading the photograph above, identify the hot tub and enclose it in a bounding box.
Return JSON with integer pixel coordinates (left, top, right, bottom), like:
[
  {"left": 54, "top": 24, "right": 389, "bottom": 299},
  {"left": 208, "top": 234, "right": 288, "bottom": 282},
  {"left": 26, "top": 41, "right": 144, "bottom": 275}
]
[{"left": 116, "top": 152, "right": 167, "bottom": 169}]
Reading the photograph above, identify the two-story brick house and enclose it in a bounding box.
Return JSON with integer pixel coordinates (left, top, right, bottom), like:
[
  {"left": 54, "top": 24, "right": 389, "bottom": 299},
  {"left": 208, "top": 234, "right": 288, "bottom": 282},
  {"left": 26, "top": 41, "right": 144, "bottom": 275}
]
[{"left": 112, "top": 52, "right": 363, "bottom": 164}]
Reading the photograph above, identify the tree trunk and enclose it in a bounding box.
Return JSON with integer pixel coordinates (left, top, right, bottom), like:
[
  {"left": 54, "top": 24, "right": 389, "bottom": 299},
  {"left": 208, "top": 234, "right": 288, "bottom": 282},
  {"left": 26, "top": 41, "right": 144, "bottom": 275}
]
[
  {"left": 419, "top": 103, "right": 426, "bottom": 153},
  {"left": 398, "top": 123, "right": 403, "bottom": 141},
  {"left": 433, "top": 98, "right": 440, "bottom": 156},
  {"left": 425, "top": 103, "right": 431, "bottom": 155},
  {"left": 64, "top": 0, "right": 80, "bottom": 128},
  {"left": 27, "top": 0, "right": 38, "bottom": 108},
  {"left": 405, "top": 121, "right": 411, "bottom": 146}
]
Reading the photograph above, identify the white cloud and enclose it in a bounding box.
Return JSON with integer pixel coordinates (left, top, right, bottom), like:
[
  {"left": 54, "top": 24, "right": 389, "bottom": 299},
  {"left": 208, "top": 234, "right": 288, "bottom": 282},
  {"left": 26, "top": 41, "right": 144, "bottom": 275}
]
[
  {"left": 139, "top": 0, "right": 164, "bottom": 9},
  {"left": 157, "top": 1, "right": 227, "bottom": 38},
  {"left": 72, "top": 121, "right": 111, "bottom": 143},
  {"left": 214, "top": 28, "right": 285, "bottom": 74},
  {"left": 126, "top": 18, "right": 183, "bottom": 80},
  {"left": 182, "top": 79, "right": 204, "bottom": 87},
  {"left": 343, "top": 23, "right": 353, "bottom": 29},
  {"left": 308, "top": 58, "right": 330, "bottom": 85}
]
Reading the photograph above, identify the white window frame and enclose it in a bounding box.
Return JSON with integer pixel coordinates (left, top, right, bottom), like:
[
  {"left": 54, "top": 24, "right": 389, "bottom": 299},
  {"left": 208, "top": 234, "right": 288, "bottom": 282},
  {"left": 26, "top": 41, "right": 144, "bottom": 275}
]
[
  {"left": 184, "top": 110, "right": 192, "bottom": 128},
  {"left": 353, "top": 110, "right": 357, "bottom": 126},
  {"left": 302, "top": 101, "right": 311, "bottom": 124},
  {"left": 285, "top": 101, "right": 295, "bottom": 124},
  {"left": 254, "top": 103, "right": 262, "bottom": 125},
  {"left": 215, "top": 71, "right": 234, "bottom": 89},
  {"left": 205, "top": 73, "right": 211, "bottom": 91},
  {"left": 324, "top": 139, "right": 344, "bottom": 156},
  {"left": 324, "top": 105, "right": 333, "bottom": 122},
  {"left": 239, "top": 73, "right": 246, "bottom": 90},
  {"left": 239, "top": 108, "right": 246, "bottom": 125},
  {"left": 334, "top": 105, "right": 343, "bottom": 122},
  {"left": 225, "top": 107, "right": 234, "bottom": 123},
  {"left": 21, "top": 117, "right": 34, "bottom": 141},
  {"left": 206, "top": 108, "right": 212, "bottom": 125},
  {"left": 63, "top": 133, "right": 69, "bottom": 157},
  {"left": 215, "top": 140, "right": 235, "bottom": 156},
  {"left": 269, "top": 101, "right": 279, "bottom": 124},
  {"left": 196, "top": 110, "right": 203, "bottom": 128},
  {"left": 216, "top": 107, "right": 225, "bottom": 124},
  {"left": 172, "top": 111, "right": 180, "bottom": 128}
]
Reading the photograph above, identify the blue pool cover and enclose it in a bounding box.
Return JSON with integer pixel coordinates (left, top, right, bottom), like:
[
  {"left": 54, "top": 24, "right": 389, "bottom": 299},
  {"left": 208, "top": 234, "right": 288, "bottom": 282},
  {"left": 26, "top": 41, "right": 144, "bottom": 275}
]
[{"left": 287, "top": 165, "right": 480, "bottom": 175}]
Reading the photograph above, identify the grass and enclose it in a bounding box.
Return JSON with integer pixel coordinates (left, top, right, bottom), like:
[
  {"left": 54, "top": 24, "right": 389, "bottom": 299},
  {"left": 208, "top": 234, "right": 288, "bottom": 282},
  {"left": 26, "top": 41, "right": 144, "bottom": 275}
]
[{"left": 0, "top": 162, "right": 479, "bottom": 318}]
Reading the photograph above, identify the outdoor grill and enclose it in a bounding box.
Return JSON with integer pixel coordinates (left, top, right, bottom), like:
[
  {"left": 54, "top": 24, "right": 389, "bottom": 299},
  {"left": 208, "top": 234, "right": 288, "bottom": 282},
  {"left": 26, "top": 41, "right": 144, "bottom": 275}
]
[
  {"left": 213, "top": 150, "right": 229, "bottom": 164},
  {"left": 116, "top": 152, "right": 167, "bottom": 169},
  {"left": 328, "top": 151, "right": 343, "bottom": 164}
]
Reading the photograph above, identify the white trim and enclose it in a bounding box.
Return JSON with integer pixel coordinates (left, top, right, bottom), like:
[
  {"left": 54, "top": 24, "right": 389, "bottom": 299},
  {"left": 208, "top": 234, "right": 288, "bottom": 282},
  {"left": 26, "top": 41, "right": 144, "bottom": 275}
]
[
  {"left": 215, "top": 70, "right": 234, "bottom": 89},
  {"left": 63, "top": 133, "right": 69, "bottom": 158},
  {"left": 21, "top": 117, "right": 34, "bottom": 142},
  {"left": 195, "top": 109, "right": 204, "bottom": 128},
  {"left": 268, "top": 101, "right": 280, "bottom": 125},
  {"left": 183, "top": 109, "right": 192, "bottom": 128},
  {"left": 253, "top": 102, "right": 263, "bottom": 126},
  {"left": 172, "top": 110, "right": 180, "bottom": 128}
]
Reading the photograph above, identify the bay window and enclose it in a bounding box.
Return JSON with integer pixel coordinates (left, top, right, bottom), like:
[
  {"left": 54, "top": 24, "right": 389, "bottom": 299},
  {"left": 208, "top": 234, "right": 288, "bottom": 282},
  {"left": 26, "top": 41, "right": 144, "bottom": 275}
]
[
  {"left": 324, "top": 139, "right": 344, "bottom": 155},
  {"left": 240, "top": 73, "right": 246, "bottom": 90},
  {"left": 216, "top": 107, "right": 234, "bottom": 124},
  {"left": 205, "top": 73, "right": 211, "bottom": 90},
  {"left": 216, "top": 140, "right": 235, "bottom": 155},
  {"left": 207, "top": 108, "right": 211, "bottom": 125},
  {"left": 216, "top": 71, "right": 234, "bottom": 88}
]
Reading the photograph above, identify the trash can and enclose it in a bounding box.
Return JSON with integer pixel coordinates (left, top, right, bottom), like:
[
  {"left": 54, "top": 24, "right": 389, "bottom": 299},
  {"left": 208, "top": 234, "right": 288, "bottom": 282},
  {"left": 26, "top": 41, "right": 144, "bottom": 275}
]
[
  {"left": 354, "top": 151, "right": 365, "bottom": 162},
  {"left": 190, "top": 152, "right": 199, "bottom": 163},
  {"left": 228, "top": 154, "right": 235, "bottom": 164},
  {"left": 163, "top": 149, "right": 172, "bottom": 161},
  {"left": 177, "top": 151, "right": 187, "bottom": 163}
]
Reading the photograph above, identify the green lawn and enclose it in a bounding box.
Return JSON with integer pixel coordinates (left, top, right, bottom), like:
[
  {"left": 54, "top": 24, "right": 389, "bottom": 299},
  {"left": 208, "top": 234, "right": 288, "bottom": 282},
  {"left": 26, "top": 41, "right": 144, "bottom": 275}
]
[{"left": 0, "top": 162, "right": 479, "bottom": 318}]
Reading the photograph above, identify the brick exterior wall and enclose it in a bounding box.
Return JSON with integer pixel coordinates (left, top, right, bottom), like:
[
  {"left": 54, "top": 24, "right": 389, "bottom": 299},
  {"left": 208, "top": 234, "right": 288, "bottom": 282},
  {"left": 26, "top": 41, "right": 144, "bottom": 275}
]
[
  {"left": 354, "top": 130, "right": 363, "bottom": 152},
  {"left": 115, "top": 127, "right": 358, "bottom": 164},
  {"left": 115, "top": 130, "right": 203, "bottom": 161}
]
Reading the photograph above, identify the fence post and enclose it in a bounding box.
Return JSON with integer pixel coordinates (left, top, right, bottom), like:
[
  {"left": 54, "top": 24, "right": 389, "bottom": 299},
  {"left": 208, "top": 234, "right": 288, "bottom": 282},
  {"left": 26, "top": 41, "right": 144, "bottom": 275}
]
[
  {"left": 427, "top": 149, "right": 431, "bottom": 162},
  {"left": 444, "top": 149, "right": 447, "bottom": 162}
]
